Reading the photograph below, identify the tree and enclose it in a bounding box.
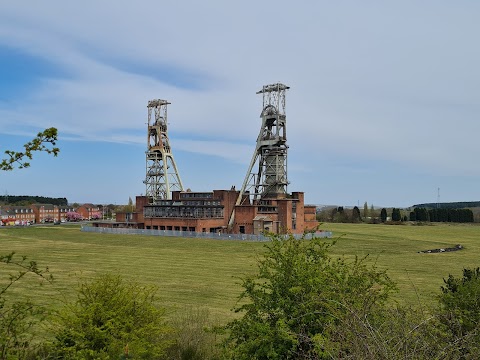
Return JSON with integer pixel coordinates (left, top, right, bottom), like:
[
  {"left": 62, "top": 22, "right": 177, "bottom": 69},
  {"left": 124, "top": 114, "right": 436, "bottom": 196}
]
[
  {"left": 0, "top": 253, "right": 53, "bottom": 359},
  {"left": 0, "top": 128, "right": 59, "bottom": 171},
  {"left": 363, "top": 201, "right": 369, "bottom": 218},
  {"left": 391, "top": 208, "right": 401, "bottom": 222},
  {"left": 438, "top": 268, "right": 480, "bottom": 357},
  {"left": 440, "top": 268, "right": 480, "bottom": 336},
  {"left": 125, "top": 196, "right": 135, "bottom": 213},
  {"left": 409, "top": 211, "right": 416, "bottom": 221},
  {"left": 333, "top": 206, "right": 349, "bottom": 223},
  {"left": 369, "top": 204, "right": 379, "bottom": 223},
  {"left": 65, "top": 211, "right": 82, "bottom": 221},
  {"left": 380, "top": 208, "right": 387, "bottom": 223},
  {"left": 414, "top": 207, "right": 429, "bottom": 222},
  {"left": 222, "top": 233, "right": 395, "bottom": 359},
  {"left": 50, "top": 274, "right": 173, "bottom": 359},
  {"left": 352, "top": 206, "right": 361, "bottom": 222}
]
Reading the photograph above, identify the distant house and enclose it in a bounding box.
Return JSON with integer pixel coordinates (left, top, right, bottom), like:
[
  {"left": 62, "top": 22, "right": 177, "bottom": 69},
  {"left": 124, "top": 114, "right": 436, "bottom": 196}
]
[
  {"left": 57, "top": 205, "right": 77, "bottom": 221},
  {"left": 30, "top": 204, "right": 58, "bottom": 223},
  {"left": 6, "top": 206, "right": 36, "bottom": 224},
  {"left": 77, "top": 203, "right": 101, "bottom": 220},
  {"left": 0, "top": 206, "right": 35, "bottom": 225},
  {"left": 0, "top": 208, "right": 14, "bottom": 225}
]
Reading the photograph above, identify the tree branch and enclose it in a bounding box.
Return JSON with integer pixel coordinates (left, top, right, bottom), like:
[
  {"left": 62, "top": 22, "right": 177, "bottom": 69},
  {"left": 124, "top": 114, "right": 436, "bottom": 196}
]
[{"left": 1, "top": 127, "right": 59, "bottom": 171}]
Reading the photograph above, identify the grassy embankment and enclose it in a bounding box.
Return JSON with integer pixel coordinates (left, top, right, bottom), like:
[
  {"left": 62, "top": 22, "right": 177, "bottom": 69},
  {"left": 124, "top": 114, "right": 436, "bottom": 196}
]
[{"left": 0, "top": 222, "right": 479, "bottom": 321}]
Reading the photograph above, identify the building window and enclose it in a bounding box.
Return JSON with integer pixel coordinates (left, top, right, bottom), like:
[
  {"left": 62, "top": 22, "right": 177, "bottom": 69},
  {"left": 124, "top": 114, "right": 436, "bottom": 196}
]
[{"left": 239, "top": 226, "right": 245, "bottom": 234}]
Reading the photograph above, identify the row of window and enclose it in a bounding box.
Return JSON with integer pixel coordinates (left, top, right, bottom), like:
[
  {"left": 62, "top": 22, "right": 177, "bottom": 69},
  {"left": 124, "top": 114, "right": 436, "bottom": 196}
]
[
  {"left": 144, "top": 206, "right": 224, "bottom": 218},
  {"left": 153, "top": 200, "right": 221, "bottom": 206},
  {"left": 183, "top": 201, "right": 221, "bottom": 206},
  {"left": 9, "top": 209, "right": 34, "bottom": 213},
  {"left": 257, "top": 206, "right": 278, "bottom": 213},
  {"left": 180, "top": 192, "right": 214, "bottom": 199}
]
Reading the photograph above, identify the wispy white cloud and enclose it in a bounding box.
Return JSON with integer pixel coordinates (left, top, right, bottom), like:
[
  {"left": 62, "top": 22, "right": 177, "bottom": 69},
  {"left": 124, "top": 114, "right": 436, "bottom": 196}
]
[{"left": 174, "top": 139, "right": 252, "bottom": 164}]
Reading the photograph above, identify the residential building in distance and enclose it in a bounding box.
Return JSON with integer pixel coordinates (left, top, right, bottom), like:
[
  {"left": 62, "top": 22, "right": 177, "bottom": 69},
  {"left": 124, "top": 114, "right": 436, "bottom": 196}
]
[
  {"left": 0, "top": 206, "right": 36, "bottom": 225},
  {"left": 77, "top": 204, "right": 101, "bottom": 220},
  {"left": 0, "top": 203, "right": 99, "bottom": 225},
  {"left": 30, "top": 204, "right": 57, "bottom": 223}
]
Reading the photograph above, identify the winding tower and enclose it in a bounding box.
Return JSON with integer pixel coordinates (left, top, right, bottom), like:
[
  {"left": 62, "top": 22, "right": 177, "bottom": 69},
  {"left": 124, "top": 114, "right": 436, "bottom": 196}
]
[
  {"left": 144, "top": 99, "right": 184, "bottom": 203},
  {"left": 238, "top": 83, "right": 290, "bottom": 204}
]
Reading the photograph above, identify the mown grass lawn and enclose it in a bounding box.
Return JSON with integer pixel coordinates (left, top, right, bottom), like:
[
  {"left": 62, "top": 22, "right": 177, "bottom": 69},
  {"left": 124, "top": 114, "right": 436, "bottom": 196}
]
[
  {"left": 1, "top": 222, "right": 479, "bottom": 321},
  {"left": 323, "top": 222, "right": 480, "bottom": 305},
  {"left": 0, "top": 225, "right": 264, "bottom": 320}
]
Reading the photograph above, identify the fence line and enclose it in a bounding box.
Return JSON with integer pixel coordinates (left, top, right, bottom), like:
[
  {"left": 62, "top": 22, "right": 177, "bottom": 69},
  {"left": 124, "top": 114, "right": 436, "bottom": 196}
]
[{"left": 81, "top": 226, "right": 332, "bottom": 242}]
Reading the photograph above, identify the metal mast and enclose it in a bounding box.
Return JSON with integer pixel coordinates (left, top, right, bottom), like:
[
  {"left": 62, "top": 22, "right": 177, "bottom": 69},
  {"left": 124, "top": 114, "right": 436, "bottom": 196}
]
[
  {"left": 144, "top": 99, "right": 184, "bottom": 203},
  {"left": 238, "top": 82, "right": 289, "bottom": 204}
]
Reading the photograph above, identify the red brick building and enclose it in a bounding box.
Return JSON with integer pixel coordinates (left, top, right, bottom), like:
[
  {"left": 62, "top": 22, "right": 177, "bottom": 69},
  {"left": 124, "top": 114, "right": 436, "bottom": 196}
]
[
  {"left": 77, "top": 204, "right": 101, "bottom": 220},
  {"left": 30, "top": 204, "right": 57, "bottom": 223},
  {"left": 112, "top": 189, "right": 317, "bottom": 235},
  {"left": 1, "top": 206, "right": 36, "bottom": 225},
  {"left": 232, "top": 192, "right": 317, "bottom": 235},
  {"left": 58, "top": 205, "right": 77, "bottom": 222}
]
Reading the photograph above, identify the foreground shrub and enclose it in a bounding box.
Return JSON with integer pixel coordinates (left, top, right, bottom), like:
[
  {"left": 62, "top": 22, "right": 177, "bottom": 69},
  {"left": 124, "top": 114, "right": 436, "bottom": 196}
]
[
  {"left": 49, "top": 274, "right": 173, "bottom": 359},
  {"left": 438, "top": 267, "right": 480, "bottom": 358},
  {"left": 221, "top": 233, "right": 396, "bottom": 359}
]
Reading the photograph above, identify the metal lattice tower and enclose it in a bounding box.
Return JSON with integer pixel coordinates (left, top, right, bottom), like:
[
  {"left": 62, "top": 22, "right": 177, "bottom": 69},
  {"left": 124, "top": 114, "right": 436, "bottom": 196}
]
[
  {"left": 238, "top": 83, "right": 290, "bottom": 204},
  {"left": 144, "top": 99, "right": 184, "bottom": 203}
]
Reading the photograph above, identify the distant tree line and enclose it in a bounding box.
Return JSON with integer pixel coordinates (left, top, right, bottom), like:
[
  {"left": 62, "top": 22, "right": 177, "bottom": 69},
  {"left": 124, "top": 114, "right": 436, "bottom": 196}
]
[
  {"left": 410, "top": 207, "right": 474, "bottom": 223},
  {"left": 320, "top": 206, "right": 363, "bottom": 223},
  {"left": 318, "top": 205, "right": 475, "bottom": 224},
  {"left": 413, "top": 201, "right": 480, "bottom": 209},
  {"left": 1, "top": 195, "right": 68, "bottom": 206}
]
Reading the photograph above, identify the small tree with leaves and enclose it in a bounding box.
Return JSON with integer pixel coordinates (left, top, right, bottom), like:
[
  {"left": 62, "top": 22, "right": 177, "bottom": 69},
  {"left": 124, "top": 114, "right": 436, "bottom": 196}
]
[
  {"left": 391, "top": 208, "right": 401, "bottom": 222},
  {"left": 439, "top": 267, "right": 480, "bottom": 356},
  {"left": 380, "top": 208, "right": 387, "bottom": 223},
  {"left": 363, "top": 201, "right": 369, "bottom": 218},
  {"left": 222, "top": 233, "right": 396, "bottom": 359},
  {"left": 50, "top": 274, "right": 173, "bottom": 359},
  {"left": 65, "top": 211, "right": 82, "bottom": 221},
  {"left": 352, "top": 206, "right": 362, "bottom": 222}
]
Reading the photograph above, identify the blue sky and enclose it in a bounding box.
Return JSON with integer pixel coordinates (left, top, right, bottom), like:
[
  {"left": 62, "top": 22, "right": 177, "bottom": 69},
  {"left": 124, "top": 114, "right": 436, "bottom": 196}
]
[{"left": 1, "top": 1, "right": 479, "bottom": 208}]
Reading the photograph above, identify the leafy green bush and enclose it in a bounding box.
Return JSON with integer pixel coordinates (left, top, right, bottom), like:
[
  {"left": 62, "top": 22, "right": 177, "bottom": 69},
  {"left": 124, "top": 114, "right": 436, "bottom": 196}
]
[
  {"left": 439, "top": 267, "right": 480, "bottom": 357},
  {"left": 49, "top": 274, "right": 173, "bottom": 359},
  {"left": 221, "top": 234, "right": 396, "bottom": 359}
]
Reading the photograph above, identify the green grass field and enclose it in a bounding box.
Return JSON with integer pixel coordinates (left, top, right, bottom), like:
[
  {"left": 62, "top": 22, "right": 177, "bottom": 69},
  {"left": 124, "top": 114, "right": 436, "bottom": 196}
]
[{"left": 1, "top": 222, "right": 479, "bottom": 321}]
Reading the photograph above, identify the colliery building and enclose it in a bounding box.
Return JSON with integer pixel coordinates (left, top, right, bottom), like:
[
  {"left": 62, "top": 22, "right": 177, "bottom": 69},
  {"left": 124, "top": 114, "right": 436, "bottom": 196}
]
[
  {"left": 116, "top": 189, "right": 317, "bottom": 235},
  {"left": 97, "top": 83, "right": 318, "bottom": 235}
]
